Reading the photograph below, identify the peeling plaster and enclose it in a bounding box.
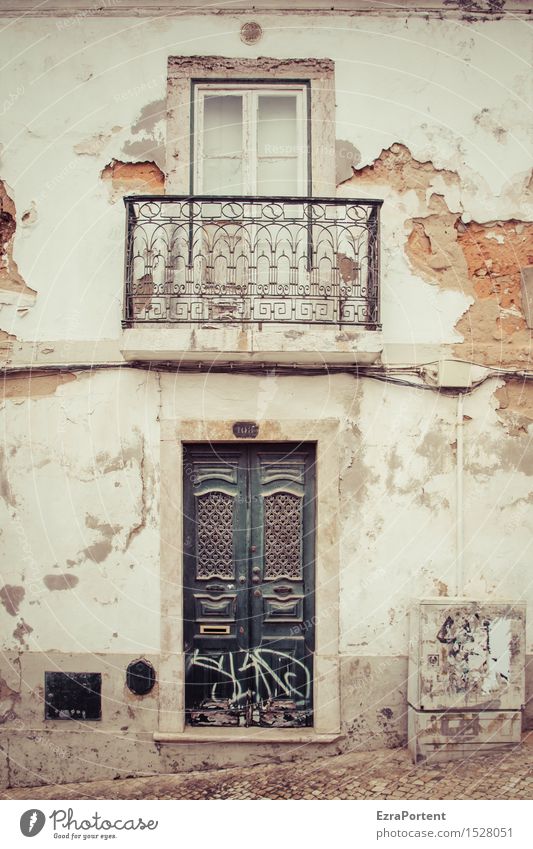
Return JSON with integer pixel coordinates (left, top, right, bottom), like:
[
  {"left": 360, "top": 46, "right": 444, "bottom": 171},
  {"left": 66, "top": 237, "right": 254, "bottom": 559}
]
[
  {"left": 122, "top": 99, "right": 166, "bottom": 171},
  {"left": 495, "top": 381, "right": 533, "bottom": 435},
  {"left": 0, "top": 448, "right": 16, "bottom": 507},
  {"left": 12, "top": 620, "right": 33, "bottom": 647},
  {"left": 85, "top": 514, "right": 122, "bottom": 538},
  {"left": 0, "top": 371, "right": 77, "bottom": 399},
  {"left": 74, "top": 131, "right": 115, "bottom": 157},
  {"left": 0, "top": 181, "right": 36, "bottom": 301},
  {"left": 0, "top": 674, "right": 20, "bottom": 725},
  {"left": 0, "top": 329, "right": 16, "bottom": 363},
  {"left": 81, "top": 540, "right": 113, "bottom": 565},
  {"left": 43, "top": 574, "right": 79, "bottom": 591},
  {"left": 336, "top": 139, "right": 361, "bottom": 185}
]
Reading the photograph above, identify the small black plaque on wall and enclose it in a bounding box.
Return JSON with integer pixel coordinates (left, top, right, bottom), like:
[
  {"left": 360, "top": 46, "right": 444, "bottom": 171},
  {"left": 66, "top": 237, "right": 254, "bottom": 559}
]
[
  {"left": 233, "top": 421, "right": 259, "bottom": 438},
  {"left": 126, "top": 660, "right": 156, "bottom": 695},
  {"left": 44, "top": 672, "right": 102, "bottom": 720}
]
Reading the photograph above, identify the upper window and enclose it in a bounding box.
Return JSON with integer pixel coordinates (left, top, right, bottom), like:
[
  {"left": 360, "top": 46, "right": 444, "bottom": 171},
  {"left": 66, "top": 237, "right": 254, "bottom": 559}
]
[
  {"left": 193, "top": 83, "right": 309, "bottom": 196},
  {"left": 166, "top": 57, "right": 335, "bottom": 196}
]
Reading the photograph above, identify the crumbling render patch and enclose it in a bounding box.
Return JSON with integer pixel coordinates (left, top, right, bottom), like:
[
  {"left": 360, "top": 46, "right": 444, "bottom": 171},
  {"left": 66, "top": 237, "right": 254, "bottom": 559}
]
[
  {"left": 12, "top": 619, "right": 33, "bottom": 647},
  {"left": 43, "top": 574, "right": 79, "bottom": 591},
  {"left": 0, "top": 180, "right": 36, "bottom": 300},
  {"left": 407, "top": 211, "right": 533, "bottom": 366},
  {"left": 101, "top": 159, "right": 164, "bottom": 202},
  {"left": 495, "top": 380, "right": 533, "bottom": 435},
  {"left": 0, "top": 330, "right": 16, "bottom": 363},
  {"left": 74, "top": 127, "right": 121, "bottom": 157},
  {"left": 457, "top": 219, "right": 533, "bottom": 337},
  {"left": 347, "top": 144, "right": 533, "bottom": 367},
  {"left": 0, "top": 674, "right": 20, "bottom": 724},
  {"left": 350, "top": 143, "right": 459, "bottom": 199}
]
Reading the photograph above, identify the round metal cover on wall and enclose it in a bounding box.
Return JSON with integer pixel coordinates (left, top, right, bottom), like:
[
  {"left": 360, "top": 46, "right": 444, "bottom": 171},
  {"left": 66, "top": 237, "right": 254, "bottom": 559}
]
[
  {"left": 126, "top": 660, "right": 155, "bottom": 695},
  {"left": 240, "top": 22, "right": 262, "bottom": 45}
]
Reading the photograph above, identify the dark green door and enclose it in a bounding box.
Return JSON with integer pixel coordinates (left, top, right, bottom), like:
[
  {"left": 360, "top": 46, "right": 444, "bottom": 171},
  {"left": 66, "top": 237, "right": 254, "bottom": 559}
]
[{"left": 183, "top": 443, "right": 315, "bottom": 727}]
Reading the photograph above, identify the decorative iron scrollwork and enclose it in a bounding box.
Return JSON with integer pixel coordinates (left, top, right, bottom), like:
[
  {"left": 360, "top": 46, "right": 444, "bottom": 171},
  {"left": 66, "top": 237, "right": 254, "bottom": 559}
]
[
  {"left": 123, "top": 195, "right": 381, "bottom": 327},
  {"left": 263, "top": 491, "right": 302, "bottom": 580},
  {"left": 196, "top": 490, "right": 234, "bottom": 579}
]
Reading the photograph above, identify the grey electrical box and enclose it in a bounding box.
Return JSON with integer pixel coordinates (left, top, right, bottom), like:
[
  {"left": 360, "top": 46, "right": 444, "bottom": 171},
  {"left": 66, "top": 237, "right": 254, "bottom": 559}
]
[{"left": 437, "top": 360, "right": 472, "bottom": 389}]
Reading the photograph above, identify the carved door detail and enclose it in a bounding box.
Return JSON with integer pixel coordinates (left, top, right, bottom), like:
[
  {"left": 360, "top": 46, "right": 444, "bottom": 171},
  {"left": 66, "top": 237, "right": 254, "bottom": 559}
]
[{"left": 183, "top": 443, "right": 315, "bottom": 727}]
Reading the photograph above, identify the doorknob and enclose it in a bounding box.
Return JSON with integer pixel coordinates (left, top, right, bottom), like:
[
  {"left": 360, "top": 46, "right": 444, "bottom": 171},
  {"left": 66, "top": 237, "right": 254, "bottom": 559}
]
[
  {"left": 252, "top": 575, "right": 261, "bottom": 584},
  {"left": 253, "top": 589, "right": 262, "bottom": 598},
  {"left": 238, "top": 575, "right": 246, "bottom": 584}
]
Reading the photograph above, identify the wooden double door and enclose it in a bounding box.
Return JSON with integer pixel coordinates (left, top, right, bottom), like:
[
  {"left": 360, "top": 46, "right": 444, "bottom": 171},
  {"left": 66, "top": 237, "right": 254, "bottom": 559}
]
[{"left": 183, "top": 443, "right": 315, "bottom": 727}]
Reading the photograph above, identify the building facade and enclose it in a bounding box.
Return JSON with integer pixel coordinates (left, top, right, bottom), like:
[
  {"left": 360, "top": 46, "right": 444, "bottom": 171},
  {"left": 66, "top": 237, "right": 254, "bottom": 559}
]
[{"left": 0, "top": 0, "right": 532, "bottom": 787}]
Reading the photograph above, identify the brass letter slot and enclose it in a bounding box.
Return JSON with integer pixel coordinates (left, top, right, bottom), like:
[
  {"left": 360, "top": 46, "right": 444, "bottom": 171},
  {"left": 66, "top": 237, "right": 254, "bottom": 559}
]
[{"left": 200, "top": 624, "right": 230, "bottom": 635}]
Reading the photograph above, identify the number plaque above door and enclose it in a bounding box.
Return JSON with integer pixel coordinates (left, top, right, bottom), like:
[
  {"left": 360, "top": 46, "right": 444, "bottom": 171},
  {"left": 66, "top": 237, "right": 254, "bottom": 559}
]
[{"left": 232, "top": 421, "right": 259, "bottom": 439}]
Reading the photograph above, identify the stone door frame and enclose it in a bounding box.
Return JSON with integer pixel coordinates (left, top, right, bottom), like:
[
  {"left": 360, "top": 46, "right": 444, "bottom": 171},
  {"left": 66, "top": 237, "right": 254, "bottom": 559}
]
[{"left": 158, "top": 418, "right": 341, "bottom": 738}]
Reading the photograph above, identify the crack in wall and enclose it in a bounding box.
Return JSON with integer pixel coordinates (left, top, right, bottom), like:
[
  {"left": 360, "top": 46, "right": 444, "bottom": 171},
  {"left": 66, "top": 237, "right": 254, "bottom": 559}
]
[{"left": 125, "top": 435, "right": 148, "bottom": 551}]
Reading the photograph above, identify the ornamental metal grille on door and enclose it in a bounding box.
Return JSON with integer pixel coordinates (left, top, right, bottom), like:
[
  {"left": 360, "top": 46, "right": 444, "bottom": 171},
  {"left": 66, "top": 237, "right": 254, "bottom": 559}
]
[{"left": 183, "top": 443, "right": 315, "bottom": 727}]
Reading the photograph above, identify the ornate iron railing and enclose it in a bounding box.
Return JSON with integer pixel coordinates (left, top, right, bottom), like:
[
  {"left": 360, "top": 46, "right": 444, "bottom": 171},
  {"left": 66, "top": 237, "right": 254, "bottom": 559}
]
[{"left": 123, "top": 196, "right": 382, "bottom": 327}]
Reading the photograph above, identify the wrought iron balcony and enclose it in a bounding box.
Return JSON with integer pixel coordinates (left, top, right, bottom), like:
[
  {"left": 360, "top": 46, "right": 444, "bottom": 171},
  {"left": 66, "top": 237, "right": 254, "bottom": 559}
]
[{"left": 123, "top": 195, "right": 382, "bottom": 328}]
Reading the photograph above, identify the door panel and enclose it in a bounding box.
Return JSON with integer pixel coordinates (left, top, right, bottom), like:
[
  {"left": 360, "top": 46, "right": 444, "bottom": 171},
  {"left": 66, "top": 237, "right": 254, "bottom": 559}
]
[{"left": 184, "top": 443, "right": 315, "bottom": 727}]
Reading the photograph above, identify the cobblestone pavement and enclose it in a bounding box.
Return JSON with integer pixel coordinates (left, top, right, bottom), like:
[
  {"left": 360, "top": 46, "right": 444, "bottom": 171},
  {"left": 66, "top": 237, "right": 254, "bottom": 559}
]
[{"left": 2, "top": 736, "right": 532, "bottom": 800}]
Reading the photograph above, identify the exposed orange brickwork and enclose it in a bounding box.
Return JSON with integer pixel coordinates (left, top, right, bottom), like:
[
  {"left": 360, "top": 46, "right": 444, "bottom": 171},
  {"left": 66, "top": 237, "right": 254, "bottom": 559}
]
[
  {"left": 348, "top": 144, "right": 533, "bottom": 368},
  {"left": 458, "top": 220, "right": 533, "bottom": 317},
  {"left": 101, "top": 160, "right": 165, "bottom": 201}
]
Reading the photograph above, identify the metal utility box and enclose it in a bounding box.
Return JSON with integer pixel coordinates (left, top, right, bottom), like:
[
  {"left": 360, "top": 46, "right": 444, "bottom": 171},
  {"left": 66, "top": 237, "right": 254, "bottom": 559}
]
[{"left": 408, "top": 599, "right": 526, "bottom": 763}]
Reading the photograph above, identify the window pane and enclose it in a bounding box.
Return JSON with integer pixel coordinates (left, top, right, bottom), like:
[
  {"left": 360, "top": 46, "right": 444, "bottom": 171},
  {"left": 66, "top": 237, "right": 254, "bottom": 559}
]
[
  {"left": 257, "top": 95, "right": 298, "bottom": 157},
  {"left": 203, "top": 157, "right": 242, "bottom": 193},
  {"left": 257, "top": 158, "right": 298, "bottom": 196},
  {"left": 203, "top": 95, "right": 243, "bottom": 157}
]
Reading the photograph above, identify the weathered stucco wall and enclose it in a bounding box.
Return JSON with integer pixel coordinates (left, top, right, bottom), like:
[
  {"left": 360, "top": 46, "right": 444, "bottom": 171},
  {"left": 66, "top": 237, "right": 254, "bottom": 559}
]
[
  {"left": 0, "top": 12, "right": 531, "bottom": 357},
  {"left": 1, "top": 370, "right": 532, "bottom": 783}
]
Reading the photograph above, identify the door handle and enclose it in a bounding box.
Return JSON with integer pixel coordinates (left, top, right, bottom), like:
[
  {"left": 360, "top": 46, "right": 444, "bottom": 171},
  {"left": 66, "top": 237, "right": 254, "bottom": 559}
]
[{"left": 238, "top": 575, "right": 246, "bottom": 584}]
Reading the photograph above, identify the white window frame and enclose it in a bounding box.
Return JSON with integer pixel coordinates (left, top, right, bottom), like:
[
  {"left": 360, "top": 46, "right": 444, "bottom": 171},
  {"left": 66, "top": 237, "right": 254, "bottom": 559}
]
[{"left": 193, "top": 83, "right": 309, "bottom": 196}]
